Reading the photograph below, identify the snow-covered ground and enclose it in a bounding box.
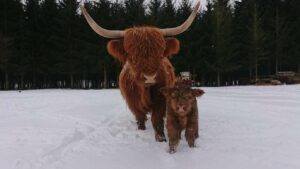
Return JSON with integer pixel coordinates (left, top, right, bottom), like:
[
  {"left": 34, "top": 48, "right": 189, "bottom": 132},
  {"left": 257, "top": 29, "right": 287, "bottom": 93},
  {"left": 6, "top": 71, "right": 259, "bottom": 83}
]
[{"left": 1, "top": 85, "right": 300, "bottom": 169}]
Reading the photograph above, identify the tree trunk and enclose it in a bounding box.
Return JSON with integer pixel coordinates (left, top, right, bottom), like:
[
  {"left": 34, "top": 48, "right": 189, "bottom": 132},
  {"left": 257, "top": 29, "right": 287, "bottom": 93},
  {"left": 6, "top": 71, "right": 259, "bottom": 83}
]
[
  {"left": 275, "top": 57, "right": 279, "bottom": 75},
  {"left": 217, "top": 71, "right": 221, "bottom": 86},
  {"left": 267, "top": 59, "right": 272, "bottom": 76},
  {"left": 4, "top": 71, "right": 9, "bottom": 90},
  {"left": 32, "top": 73, "right": 36, "bottom": 89},
  {"left": 298, "top": 63, "right": 300, "bottom": 74},
  {"left": 275, "top": 7, "right": 279, "bottom": 75},
  {"left": 192, "top": 68, "right": 196, "bottom": 81},
  {"left": 201, "top": 74, "right": 205, "bottom": 87},
  {"left": 20, "top": 74, "right": 24, "bottom": 90},
  {"left": 255, "top": 61, "right": 258, "bottom": 81},
  {"left": 70, "top": 73, "right": 74, "bottom": 88},
  {"left": 253, "top": 4, "right": 259, "bottom": 82},
  {"left": 103, "top": 64, "right": 108, "bottom": 89}
]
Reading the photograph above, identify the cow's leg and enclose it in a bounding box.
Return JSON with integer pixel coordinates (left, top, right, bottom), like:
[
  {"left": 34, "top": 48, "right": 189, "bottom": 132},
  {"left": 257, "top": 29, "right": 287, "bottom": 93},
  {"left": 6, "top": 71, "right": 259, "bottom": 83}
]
[
  {"left": 151, "top": 110, "right": 166, "bottom": 141},
  {"left": 127, "top": 100, "right": 147, "bottom": 130},
  {"left": 119, "top": 77, "right": 148, "bottom": 130},
  {"left": 150, "top": 87, "right": 167, "bottom": 142},
  {"left": 135, "top": 111, "right": 147, "bottom": 130},
  {"left": 195, "top": 121, "right": 199, "bottom": 139}
]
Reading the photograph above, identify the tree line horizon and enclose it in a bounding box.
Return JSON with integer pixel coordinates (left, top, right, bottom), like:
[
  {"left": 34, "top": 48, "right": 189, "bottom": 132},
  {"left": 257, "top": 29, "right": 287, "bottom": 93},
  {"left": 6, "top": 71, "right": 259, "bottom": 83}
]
[{"left": 0, "top": 0, "right": 299, "bottom": 90}]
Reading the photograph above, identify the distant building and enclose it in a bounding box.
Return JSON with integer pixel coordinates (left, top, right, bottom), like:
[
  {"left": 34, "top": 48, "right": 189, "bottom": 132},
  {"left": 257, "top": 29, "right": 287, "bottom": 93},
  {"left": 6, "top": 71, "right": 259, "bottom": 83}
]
[{"left": 179, "top": 72, "right": 191, "bottom": 80}]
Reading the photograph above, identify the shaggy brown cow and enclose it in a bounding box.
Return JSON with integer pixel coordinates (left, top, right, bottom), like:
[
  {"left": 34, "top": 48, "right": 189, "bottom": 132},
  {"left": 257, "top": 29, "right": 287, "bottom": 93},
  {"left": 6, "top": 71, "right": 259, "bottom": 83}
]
[
  {"left": 160, "top": 80, "right": 204, "bottom": 153},
  {"left": 80, "top": 1, "right": 201, "bottom": 142}
]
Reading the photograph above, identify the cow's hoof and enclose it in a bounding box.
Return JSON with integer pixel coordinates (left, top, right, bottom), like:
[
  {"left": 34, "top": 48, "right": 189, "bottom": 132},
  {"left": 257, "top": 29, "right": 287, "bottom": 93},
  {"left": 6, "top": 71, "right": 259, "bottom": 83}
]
[
  {"left": 138, "top": 125, "right": 146, "bottom": 130},
  {"left": 155, "top": 134, "right": 167, "bottom": 142},
  {"left": 137, "top": 122, "right": 146, "bottom": 130}
]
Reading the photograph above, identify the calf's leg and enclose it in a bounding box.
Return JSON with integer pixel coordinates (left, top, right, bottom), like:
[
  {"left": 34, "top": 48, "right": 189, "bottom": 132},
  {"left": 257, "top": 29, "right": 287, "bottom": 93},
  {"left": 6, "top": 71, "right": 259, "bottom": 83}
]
[
  {"left": 185, "top": 128, "right": 196, "bottom": 147},
  {"left": 168, "top": 129, "right": 181, "bottom": 154}
]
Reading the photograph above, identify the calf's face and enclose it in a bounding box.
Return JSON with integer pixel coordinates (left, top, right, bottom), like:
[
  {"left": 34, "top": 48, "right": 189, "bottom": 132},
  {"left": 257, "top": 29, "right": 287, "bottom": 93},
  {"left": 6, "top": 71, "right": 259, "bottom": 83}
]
[{"left": 161, "top": 87, "right": 204, "bottom": 117}]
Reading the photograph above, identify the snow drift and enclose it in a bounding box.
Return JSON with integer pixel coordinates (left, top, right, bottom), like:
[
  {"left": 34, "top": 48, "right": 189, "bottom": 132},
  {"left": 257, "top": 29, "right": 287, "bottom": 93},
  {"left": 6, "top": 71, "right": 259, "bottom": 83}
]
[{"left": 0, "top": 85, "right": 300, "bottom": 169}]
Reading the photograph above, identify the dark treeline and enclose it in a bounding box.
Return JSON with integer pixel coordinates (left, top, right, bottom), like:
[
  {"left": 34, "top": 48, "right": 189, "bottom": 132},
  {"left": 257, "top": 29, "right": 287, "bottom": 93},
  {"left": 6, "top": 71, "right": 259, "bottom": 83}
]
[{"left": 0, "top": 0, "right": 299, "bottom": 89}]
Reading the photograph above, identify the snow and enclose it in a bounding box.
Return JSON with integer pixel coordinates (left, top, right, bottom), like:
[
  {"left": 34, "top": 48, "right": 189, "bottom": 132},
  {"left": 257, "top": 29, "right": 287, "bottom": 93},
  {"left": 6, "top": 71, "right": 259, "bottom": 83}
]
[{"left": 0, "top": 85, "right": 300, "bottom": 169}]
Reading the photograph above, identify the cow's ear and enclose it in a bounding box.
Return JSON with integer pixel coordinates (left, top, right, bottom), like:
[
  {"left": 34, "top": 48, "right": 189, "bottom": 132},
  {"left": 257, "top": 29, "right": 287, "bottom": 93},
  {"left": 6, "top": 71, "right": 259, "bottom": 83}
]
[
  {"left": 192, "top": 89, "right": 205, "bottom": 97},
  {"left": 107, "top": 40, "right": 127, "bottom": 63},
  {"left": 164, "top": 38, "right": 180, "bottom": 58}
]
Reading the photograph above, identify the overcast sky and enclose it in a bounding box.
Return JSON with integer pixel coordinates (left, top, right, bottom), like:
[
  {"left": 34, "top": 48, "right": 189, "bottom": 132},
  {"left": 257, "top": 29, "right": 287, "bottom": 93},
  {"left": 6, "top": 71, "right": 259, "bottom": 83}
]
[
  {"left": 21, "top": 0, "right": 228, "bottom": 11},
  {"left": 20, "top": 0, "right": 236, "bottom": 12},
  {"left": 80, "top": 0, "right": 237, "bottom": 11},
  {"left": 81, "top": 0, "right": 209, "bottom": 10}
]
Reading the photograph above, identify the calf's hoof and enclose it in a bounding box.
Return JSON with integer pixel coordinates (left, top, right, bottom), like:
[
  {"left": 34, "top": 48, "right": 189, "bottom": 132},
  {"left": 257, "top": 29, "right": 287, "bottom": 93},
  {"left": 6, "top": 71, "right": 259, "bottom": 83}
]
[
  {"left": 188, "top": 143, "right": 196, "bottom": 148},
  {"left": 169, "top": 147, "right": 176, "bottom": 154}
]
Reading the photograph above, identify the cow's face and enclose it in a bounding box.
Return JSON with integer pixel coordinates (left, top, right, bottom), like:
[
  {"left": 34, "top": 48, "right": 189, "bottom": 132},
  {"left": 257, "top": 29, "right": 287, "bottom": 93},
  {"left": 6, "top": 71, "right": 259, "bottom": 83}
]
[
  {"left": 80, "top": 1, "right": 200, "bottom": 86},
  {"left": 107, "top": 27, "right": 179, "bottom": 86}
]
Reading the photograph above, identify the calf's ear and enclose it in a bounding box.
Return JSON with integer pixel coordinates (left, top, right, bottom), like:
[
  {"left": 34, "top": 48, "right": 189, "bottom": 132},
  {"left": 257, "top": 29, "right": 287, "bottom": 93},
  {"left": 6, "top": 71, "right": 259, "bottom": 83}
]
[
  {"left": 107, "top": 40, "right": 127, "bottom": 64},
  {"left": 192, "top": 89, "right": 205, "bottom": 97},
  {"left": 164, "top": 38, "right": 180, "bottom": 58}
]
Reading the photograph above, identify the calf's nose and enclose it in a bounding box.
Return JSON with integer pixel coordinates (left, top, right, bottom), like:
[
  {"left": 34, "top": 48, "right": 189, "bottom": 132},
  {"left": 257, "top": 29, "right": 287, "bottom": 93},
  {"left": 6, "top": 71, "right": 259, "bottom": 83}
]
[{"left": 176, "top": 104, "right": 186, "bottom": 112}]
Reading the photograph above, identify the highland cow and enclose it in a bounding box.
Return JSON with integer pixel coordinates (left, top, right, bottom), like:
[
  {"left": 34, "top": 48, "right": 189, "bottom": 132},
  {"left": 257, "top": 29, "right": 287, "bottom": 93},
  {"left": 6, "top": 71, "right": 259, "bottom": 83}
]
[
  {"left": 80, "top": 1, "right": 201, "bottom": 142},
  {"left": 160, "top": 80, "right": 204, "bottom": 153}
]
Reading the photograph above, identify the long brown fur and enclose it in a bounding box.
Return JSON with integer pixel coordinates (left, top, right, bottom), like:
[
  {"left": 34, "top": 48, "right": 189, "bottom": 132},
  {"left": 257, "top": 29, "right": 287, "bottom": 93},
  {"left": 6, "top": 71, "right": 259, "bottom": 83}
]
[
  {"left": 107, "top": 27, "right": 179, "bottom": 141},
  {"left": 161, "top": 80, "right": 204, "bottom": 153}
]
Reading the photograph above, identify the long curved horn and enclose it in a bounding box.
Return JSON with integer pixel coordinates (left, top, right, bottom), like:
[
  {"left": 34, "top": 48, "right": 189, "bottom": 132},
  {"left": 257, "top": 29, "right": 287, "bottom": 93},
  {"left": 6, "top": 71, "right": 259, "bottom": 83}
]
[
  {"left": 80, "top": 5, "right": 125, "bottom": 39},
  {"left": 160, "top": 0, "right": 201, "bottom": 37}
]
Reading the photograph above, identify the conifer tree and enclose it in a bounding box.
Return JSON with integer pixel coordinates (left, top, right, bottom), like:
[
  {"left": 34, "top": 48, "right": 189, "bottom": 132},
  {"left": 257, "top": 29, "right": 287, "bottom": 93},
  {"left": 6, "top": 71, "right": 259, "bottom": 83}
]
[
  {"left": 124, "top": 0, "right": 146, "bottom": 27},
  {"left": 57, "top": 0, "right": 82, "bottom": 88},
  {"left": 148, "top": 0, "right": 163, "bottom": 26},
  {"left": 208, "top": 0, "right": 235, "bottom": 86},
  {"left": 0, "top": 0, "right": 24, "bottom": 89},
  {"left": 40, "top": 0, "right": 60, "bottom": 87}
]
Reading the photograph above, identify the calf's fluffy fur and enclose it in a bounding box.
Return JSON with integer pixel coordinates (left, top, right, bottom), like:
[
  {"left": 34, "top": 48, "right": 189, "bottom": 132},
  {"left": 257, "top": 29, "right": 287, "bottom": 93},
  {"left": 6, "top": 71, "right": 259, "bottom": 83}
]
[{"left": 160, "top": 81, "right": 204, "bottom": 153}]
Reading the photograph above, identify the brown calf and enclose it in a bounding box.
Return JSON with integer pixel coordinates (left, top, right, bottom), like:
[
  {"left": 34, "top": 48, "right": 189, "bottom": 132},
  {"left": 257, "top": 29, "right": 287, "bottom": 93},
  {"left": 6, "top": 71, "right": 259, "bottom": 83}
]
[{"left": 160, "top": 80, "right": 204, "bottom": 153}]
